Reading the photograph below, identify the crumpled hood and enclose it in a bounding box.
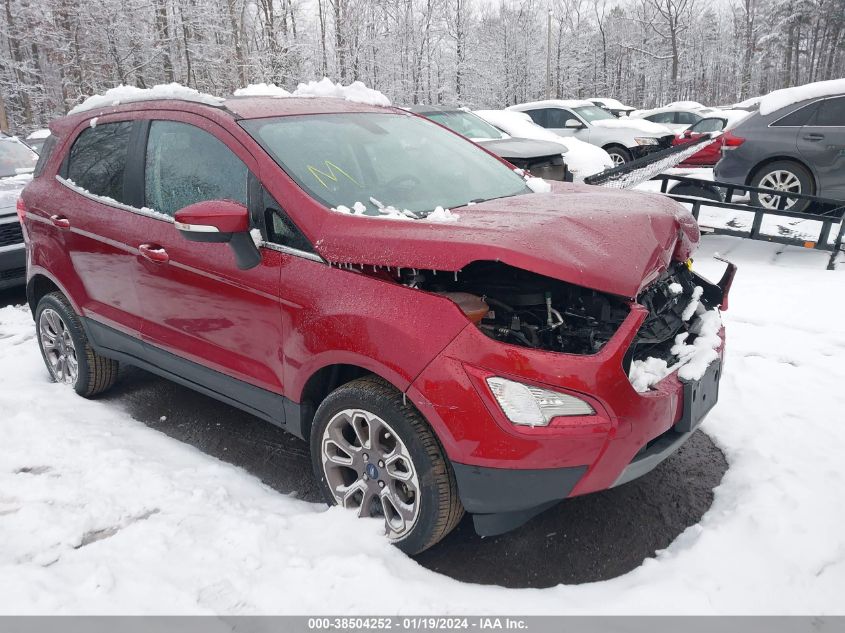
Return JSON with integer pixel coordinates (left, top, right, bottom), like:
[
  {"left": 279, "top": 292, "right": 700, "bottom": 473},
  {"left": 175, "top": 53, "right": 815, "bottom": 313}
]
[{"left": 313, "top": 182, "right": 699, "bottom": 298}]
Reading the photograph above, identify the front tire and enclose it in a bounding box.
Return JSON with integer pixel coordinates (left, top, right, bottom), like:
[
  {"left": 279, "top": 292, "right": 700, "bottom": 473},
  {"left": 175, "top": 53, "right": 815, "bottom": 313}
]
[
  {"left": 604, "top": 145, "right": 632, "bottom": 166},
  {"left": 35, "top": 292, "right": 119, "bottom": 397},
  {"left": 310, "top": 376, "right": 464, "bottom": 554},
  {"left": 750, "top": 160, "right": 814, "bottom": 212}
]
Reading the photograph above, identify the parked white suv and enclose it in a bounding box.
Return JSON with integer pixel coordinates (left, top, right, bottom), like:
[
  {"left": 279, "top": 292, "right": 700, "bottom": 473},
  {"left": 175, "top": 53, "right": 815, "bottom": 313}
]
[{"left": 507, "top": 100, "right": 674, "bottom": 165}]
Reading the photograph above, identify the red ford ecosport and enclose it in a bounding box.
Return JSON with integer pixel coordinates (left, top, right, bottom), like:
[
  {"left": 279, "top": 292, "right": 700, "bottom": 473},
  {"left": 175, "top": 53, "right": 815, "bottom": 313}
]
[{"left": 20, "top": 91, "right": 735, "bottom": 554}]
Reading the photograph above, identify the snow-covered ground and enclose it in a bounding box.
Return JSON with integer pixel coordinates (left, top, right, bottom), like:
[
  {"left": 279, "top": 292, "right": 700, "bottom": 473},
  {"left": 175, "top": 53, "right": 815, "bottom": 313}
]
[{"left": 1, "top": 236, "right": 844, "bottom": 614}]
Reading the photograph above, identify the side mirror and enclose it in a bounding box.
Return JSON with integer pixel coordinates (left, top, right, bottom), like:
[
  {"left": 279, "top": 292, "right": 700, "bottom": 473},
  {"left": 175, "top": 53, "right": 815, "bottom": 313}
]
[
  {"left": 683, "top": 130, "right": 693, "bottom": 138},
  {"left": 564, "top": 118, "right": 584, "bottom": 129},
  {"left": 174, "top": 200, "right": 261, "bottom": 270}
]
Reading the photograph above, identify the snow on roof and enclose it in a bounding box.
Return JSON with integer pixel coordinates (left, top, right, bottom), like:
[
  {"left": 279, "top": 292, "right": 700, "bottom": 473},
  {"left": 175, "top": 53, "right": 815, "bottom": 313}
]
[
  {"left": 508, "top": 99, "right": 594, "bottom": 111},
  {"left": 759, "top": 78, "right": 845, "bottom": 116},
  {"left": 292, "top": 78, "right": 391, "bottom": 107},
  {"left": 233, "top": 83, "right": 291, "bottom": 97},
  {"left": 235, "top": 78, "right": 391, "bottom": 107},
  {"left": 588, "top": 97, "right": 632, "bottom": 110},
  {"left": 733, "top": 96, "right": 761, "bottom": 108},
  {"left": 26, "top": 128, "right": 50, "bottom": 140},
  {"left": 68, "top": 83, "right": 224, "bottom": 115},
  {"left": 664, "top": 100, "right": 705, "bottom": 109}
]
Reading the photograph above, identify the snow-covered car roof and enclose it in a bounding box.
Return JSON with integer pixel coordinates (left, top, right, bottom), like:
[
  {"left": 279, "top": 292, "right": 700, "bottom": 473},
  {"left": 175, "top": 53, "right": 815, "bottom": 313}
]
[
  {"left": 664, "top": 100, "right": 706, "bottom": 109},
  {"left": 632, "top": 105, "right": 721, "bottom": 119},
  {"left": 758, "top": 78, "right": 845, "bottom": 116},
  {"left": 509, "top": 99, "right": 595, "bottom": 110},
  {"left": 588, "top": 97, "right": 634, "bottom": 110},
  {"left": 66, "top": 79, "right": 393, "bottom": 119},
  {"left": 25, "top": 128, "right": 51, "bottom": 140}
]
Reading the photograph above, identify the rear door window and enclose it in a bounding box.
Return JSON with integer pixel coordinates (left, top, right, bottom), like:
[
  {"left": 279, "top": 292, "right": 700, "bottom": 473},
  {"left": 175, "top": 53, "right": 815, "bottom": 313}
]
[
  {"left": 813, "top": 97, "right": 845, "bottom": 126},
  {"left": 65, "top": 122, "right": 133, "bottom": 203},
  {"left": 144, "top": 120, "right": 248, "bottom": 217}
]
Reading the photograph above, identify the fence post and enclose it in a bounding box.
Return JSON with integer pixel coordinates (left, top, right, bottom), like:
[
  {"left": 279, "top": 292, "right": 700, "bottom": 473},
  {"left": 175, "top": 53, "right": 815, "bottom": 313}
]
[
  {"left": 750, "top": 210, "right": 764, "bottom": 240},
  {"left": 828, "top": 220, "right": 845, "bottom": 271}
]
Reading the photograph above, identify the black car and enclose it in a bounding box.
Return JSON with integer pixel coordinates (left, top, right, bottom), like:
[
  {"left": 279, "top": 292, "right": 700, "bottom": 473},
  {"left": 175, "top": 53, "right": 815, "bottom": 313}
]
[
  {"left": 408, "top": 106, "right": 571, "bottom": 181},
  {"left": 715, "top": 90, "right": 845, "bottom": 212}
]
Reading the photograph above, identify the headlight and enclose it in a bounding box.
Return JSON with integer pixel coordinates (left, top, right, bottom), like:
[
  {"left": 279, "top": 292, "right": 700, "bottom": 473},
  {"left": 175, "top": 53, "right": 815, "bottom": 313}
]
[
  {"left": 634, "top": 137, "right": 659, "bottom": 146},
  {"left": 486, "top": 377, "right": 595, "bottom": 427}
]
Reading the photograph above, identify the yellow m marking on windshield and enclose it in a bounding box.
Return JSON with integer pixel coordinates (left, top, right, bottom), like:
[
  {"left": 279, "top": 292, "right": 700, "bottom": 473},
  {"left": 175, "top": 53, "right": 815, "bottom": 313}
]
[{"left": 307, "top": 161, "right": 361, "bottom": 189}]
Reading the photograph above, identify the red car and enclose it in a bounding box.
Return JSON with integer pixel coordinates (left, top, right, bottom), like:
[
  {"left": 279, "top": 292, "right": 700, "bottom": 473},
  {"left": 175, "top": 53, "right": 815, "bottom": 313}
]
[
  {"left": 672, "top": 115, "right": 749, "bottom": 167},
  {"left": 20, "top": 94, "right": 733, "bottom": 554}
]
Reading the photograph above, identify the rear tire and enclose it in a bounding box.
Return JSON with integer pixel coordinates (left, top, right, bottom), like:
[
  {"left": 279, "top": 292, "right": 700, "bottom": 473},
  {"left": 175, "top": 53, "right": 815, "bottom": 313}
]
[
  {"left": 35, "top": 292, "right": 119, "bottom": 397},
  {"left": 310, "top": 376, "right": 464, "bottom": 554},
  {"left": 604, "top": 145, "right": 632, "bottom": 166},
  {"left": 750, "top": 160, "right": 814, "bottom": 212}
]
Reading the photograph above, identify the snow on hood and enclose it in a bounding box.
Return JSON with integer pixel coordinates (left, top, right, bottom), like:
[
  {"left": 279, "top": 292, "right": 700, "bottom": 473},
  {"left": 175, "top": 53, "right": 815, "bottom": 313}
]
[
  {"left": 592, "top": 118, "right": 672, "bottom": 135},
  {"left": 313, "top": 181, "right": 699, "bottom": 298},
  {"left": 0, "top": 173, "right": 31, "bottom": 211},
  {"left": 69, "top": 83, "right": 224, "bottom": 115},
  {"left": 235, "top": 78, "right": 391, "bottom": 107},
  {"left": 759, "top": 78, "right": 845, "bottom": 116},
  {"left": 26, "top": 128, "right": 50, "bottom": 140}
]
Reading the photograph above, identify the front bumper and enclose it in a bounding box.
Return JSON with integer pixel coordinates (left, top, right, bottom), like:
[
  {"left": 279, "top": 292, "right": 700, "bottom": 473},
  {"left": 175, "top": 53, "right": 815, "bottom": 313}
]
[{"left": 408, "top": 274, "right": 729, "bottom": 535}]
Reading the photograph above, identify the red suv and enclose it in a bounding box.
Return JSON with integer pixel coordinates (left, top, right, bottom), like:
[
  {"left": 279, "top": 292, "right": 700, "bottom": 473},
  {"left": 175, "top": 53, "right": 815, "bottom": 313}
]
[{"left": 20, "top": 94, "right": 734, "bottom": 554}]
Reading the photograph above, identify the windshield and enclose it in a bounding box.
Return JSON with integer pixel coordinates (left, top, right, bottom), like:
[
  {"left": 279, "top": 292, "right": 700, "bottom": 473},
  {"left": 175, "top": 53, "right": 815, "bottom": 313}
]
[
  {"left": 424, "top": 111, "right": 504, "bottom": 141},
  {"left": 0, "top": 138, "right": 38, "bottom": 178},
  {"left": 573, "top": 106, "right": 616, "bottom": 123},
  {"left": 242, "top": 113, "right": 529, "bottom": 217}
]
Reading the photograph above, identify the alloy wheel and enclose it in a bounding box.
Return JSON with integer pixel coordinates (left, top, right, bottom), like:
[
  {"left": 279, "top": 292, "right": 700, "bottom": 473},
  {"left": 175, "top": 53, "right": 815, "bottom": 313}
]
[
  {"left": 758, "top": 169, "right": 802, "bottom": 210},
  {"left": 39, "top": 308, "right": 79, "bottom": 386},
  {"left": 321, "top": 408, "right": 421, "bottom": 539},
  {"left": 609, "top": 152, "right": 626, "bottom": 166}
]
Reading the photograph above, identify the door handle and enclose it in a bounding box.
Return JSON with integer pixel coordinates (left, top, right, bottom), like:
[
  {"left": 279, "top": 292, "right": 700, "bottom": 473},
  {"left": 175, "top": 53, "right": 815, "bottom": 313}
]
[
  {"left": 803, "top": 133, "right": 825, "bottom": 141},
  {"left": 49, "top": 214, "right": 70, "bottom": 229},
  {"left": 138, "top": 243, "right": 169, "bottom": 264}
]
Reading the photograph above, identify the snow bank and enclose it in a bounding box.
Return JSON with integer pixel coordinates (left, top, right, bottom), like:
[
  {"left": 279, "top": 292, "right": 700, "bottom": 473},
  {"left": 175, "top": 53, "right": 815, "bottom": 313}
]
[
  {"left": 69, "top": 83, "right": 224, "bottom": 115},
  {"left": 473, "top": 110, "right": 613, "bottom": 179},
  {"left": 26, "top": 128, "right": 50, "bottom": 140},
  {"left": 759, "top": 78, "right": 845, "bottom": 116}
]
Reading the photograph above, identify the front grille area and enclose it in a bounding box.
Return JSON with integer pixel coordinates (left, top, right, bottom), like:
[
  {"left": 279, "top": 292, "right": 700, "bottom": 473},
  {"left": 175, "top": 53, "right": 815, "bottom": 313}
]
[{"left": 0, "top": 221, "right": 24, "bottom": 247}]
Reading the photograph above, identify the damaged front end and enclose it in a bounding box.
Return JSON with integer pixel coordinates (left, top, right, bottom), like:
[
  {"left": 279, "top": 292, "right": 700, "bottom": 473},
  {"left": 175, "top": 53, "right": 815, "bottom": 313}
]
[{"left": 397, "top": 259, "right": 735, "bottom": 384}]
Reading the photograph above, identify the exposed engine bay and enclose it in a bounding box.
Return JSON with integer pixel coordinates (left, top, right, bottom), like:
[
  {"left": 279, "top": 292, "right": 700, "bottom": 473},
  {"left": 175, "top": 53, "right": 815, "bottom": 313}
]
[{"left": 399, "top": 261, "right": 720, "bottom": 361}]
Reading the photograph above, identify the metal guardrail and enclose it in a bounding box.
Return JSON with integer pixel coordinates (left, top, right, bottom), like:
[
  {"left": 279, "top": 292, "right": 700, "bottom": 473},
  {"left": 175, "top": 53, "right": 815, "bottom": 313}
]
[{"left": 652, "top": 173, "right": 845, "bottom": 270}]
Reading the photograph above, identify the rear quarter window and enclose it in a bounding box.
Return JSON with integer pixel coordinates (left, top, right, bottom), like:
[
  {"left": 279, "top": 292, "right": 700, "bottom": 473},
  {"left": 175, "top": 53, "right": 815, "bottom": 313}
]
[
  {"left": 33, "top": 135, "right": 57, "bottom": 178},
  {"left": 771, "top": 102, "right": 819, "bottom": 127},
  {"left": 65, "top": 121, "right": 133, "bottom": 203}
]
